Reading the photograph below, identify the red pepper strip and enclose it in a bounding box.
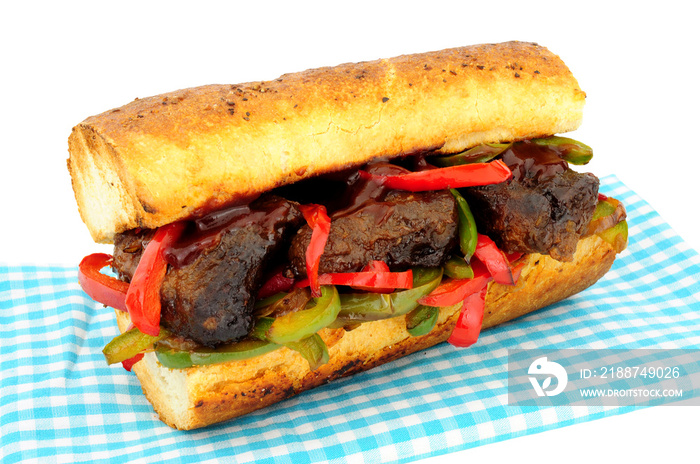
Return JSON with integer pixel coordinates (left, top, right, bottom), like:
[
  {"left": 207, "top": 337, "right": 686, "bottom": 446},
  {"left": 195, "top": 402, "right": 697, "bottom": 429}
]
[
  {"left": 78, "top": 253, "right": 129, "bottom": 312},
  {"left": 355, "top": 261, "right": 393, "bottom": 292},
  {"left": 296, "top": 269, "right": 413, "bottom": 292},
  {"left": 511, "top": 262, "right": 526, "bottom": 284},
  {"left": 125, "top": 222, "right": 186, "bottom": 336},
  {"left": 447, "top": 285, "right": 488, "bottom": 347},
  {"left": 418, "top": 261, "right": 491, "bottom": 308},
  {"left": 474, "top": 234, "right": 515, "bottom": 286},
  {"left": 257, "top": 268, "right": 295, "bottom": 299},
  {"left": 358, "top": 160, "right": 512, "bottom": 192},
  {"left": 298, "top": 204, "right": 331, "bottom": 298},
  {"left": 121, "top": 353, "right": 144, "bottom": 371},
  {"left": 505, "top": 252, "right": 523, "bottom": 263},
  {"left": 363, "top": 260, "right": 390, "bottom": 272},
  {"left": 598, "top": 193, "right": 608, "bottom": 201}
]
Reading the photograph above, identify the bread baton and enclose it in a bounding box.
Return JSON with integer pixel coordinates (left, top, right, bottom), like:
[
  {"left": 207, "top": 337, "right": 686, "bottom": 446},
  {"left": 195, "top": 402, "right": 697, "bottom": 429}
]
[{"left": 67, "top": 41, "right": 628, "bottom": 429}]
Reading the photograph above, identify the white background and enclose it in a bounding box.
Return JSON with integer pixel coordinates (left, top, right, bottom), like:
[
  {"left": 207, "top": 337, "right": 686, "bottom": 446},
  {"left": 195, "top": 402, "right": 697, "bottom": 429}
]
[{"left": 1, "top": 1, "right": 698, "bottom": 462}]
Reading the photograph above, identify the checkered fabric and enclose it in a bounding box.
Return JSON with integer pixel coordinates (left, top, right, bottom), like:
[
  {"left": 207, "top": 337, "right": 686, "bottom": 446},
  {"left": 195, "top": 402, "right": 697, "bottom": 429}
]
[{"left": 2, "top": 175, "right": 699, "bottom": 463}]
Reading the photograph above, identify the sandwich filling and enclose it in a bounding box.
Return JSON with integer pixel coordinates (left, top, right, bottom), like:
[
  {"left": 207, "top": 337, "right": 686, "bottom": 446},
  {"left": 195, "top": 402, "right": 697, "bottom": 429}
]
[{"left": 80, "top": 137, "right": 627, "bottom": 369}]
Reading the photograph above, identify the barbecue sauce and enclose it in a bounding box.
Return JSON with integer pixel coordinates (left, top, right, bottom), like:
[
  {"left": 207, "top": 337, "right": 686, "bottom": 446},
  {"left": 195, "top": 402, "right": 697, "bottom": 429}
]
[
  {"left": 501, "top": 141, "right": 568, "bottom": 183},
  {"left": 163, "top": 163, "right": 412, "bottom": 269},
  {"left": 164, "top": 198, "right": 299, "bottom": 269},
  {"left": 330, "top": 163, "right": 409, "bottom": 218}
]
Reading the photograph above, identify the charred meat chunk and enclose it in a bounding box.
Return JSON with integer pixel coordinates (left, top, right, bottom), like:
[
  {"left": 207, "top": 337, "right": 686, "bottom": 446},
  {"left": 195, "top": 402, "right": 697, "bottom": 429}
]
[
  {"left": 288, "top": 189, "right": 459, "bottom": 276},
  {"left": 112, "top": 195, "right": 303, "bottom": 347},
  {"left": 113, "top": 230, "right": 154, "bottom": 281},
  {"left": 463, "top": 169, "right": 599, "bottom": 261}
]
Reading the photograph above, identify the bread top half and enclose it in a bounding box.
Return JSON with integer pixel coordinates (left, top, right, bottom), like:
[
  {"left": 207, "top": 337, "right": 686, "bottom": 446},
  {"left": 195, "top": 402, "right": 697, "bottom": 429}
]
[{"left": 67, "top": 41, "right": 585, "bottom": 243}]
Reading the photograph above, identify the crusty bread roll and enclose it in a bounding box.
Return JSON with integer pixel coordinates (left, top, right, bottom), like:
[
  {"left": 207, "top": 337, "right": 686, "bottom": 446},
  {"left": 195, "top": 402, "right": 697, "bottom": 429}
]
[
  {"left": 70, "top": 41, "right": 616, "bottom": 431},
  {"left": 115, "top": 234, "right": 616, "bottom": 430},
  {"left": 67, "top": 41, "right": 585, "bottom": 243}
]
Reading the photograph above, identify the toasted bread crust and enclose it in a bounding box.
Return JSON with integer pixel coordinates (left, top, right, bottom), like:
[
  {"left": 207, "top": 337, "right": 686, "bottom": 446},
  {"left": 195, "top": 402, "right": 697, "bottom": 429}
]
[
  {"left": 115, "top": 234, "right": 615, "bottom": 430},
  {"left": 69, "top": 41, "right": 585, "bottom": 243}
]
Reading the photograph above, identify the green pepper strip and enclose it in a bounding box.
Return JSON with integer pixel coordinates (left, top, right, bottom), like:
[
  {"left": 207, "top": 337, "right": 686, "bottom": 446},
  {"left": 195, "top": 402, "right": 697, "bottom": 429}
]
[
  {"left": 250, "top": 316, "right": 275, "bottom": 339},
  {"left": 450, "top": 189, "right": 478, "bottom": 261},
  {"left": 263, "top": 285, "right": 340, "bottom": 344},
  {"left": 284, "top": 334, "right": 329, "bottom": 371},
  {"left": 254, "top": 292, "right": 287, "bottom": 310},
  {"left": 431, "top": 143, "right": 512, "bottom": 167},
  {"left": 332, "top": 267, "right": 443, "bottom": 325},
  {"left": 591, "top": 198, "right": 618, "bottom": 221},
  {"left": 597, "top": 220, "right": 628, "bottom": 253},
  {"left": 588, "top": 197, "right": 628, "bottom": 254},
  {"left": 405, "top": 305, "right": 439, "bottom": 337},
  {"left": 443, "top": 256, "right": 474, "bottom": 280},
  {"left": 252, "top": 316, "right": 329, "bottom": 370},
  {"left": 155, "top": 339, "right": 280, "bottom": 369},
  {"left": 334, "top": 292, "right": 394, "bottom": 322},
  {"left": 103, "top": 326, "right": 172, "bottom": 365},
  {"left": 531, "top": 136, "right": 593, "bottom": 165}
]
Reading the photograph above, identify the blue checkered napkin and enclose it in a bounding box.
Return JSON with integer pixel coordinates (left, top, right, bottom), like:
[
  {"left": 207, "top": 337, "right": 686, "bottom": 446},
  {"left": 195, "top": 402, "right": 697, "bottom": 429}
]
[{"left": 2, "top": 175, "right": 700, "bottom": 464}]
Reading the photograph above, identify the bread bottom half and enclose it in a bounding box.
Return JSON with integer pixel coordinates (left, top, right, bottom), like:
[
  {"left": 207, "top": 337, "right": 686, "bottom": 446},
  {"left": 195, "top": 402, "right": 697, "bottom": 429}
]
[{"left": 115, "top": 234, "right": 618, "bottom": 430}]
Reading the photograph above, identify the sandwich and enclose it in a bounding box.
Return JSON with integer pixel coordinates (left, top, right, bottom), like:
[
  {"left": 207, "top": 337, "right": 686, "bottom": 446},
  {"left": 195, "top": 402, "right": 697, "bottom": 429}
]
[{"left": 67, "top": 41, "right": 628, "bottom": 430}]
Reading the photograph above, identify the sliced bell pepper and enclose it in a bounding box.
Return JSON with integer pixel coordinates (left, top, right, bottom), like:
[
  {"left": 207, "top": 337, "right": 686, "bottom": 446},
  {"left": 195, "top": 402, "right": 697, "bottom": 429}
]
[
  {"left": 257, "top": 268, "right": 295, "bottom": 299},
  {"left": 335, "top": 267, "right": 443, "bottom": 324},
  {"left": 447, "top": 285, "right": 487, "bottom": 347},
  {"left": 255, "top": 287, "right": 311, "bottom": 318},
  {"left": 254, "top": 292, "right": 288, "bottom": 311},
  {"left": 250, "top": 316, "right": 275, "bottom": 340},
  {"left": 295, "top": 269, "right": 413, "bottom": 292},
  {"left": 597, "top": 220, "right": 628, "bottom": 254},
  {"left": 263, "top": 285, "right": 341, "bottom": 344},
  {"left": 591, "top": 197, "right": 620, "bottom": 221},
  {"left": 358, "top": 159, "right": 512, "bottom": 192},
  {"left": 505, "top": 252, "right": 523, "bottom": 263},
  {"left": 353, "top": 260, "right": 394, "bottom": 292},
  {"left": 450, "top": 189, "right": 478, "bottom": 261},
  {"left": 511, "top": 261, "right": 526, "bottom": 284},
  {"left": 125, "top": 222, "right": 186, "bottom": 336},
  {"left": 363, "top": 260, "right": 390, "bottom": 272},
  {"left": 382, "top": 267, "right": 442, "bottom": 316},
  {"left": 443, "top": 256, "right": 474, "bottom": 280},
  {"left": 531, "top": 136, "right": 593, "bottom": 165},
  {"left": 405, "top": 305, "right": 439, "bottom": 337},
  {"left": 587, "top": 197, "right": 627, "bottom": 236},
  {"left": 504, "top": 252, "right": 525, "bottom": 283},
  {"left": 155, "top": 339, "right": 280, "bottom": 369},
  {"left": 298, "top": 204, "right": 331, "bottom": 298},
  {"left": 473, "top": 234, "right": 514, "bottom": 286},
  {"left": 102, "top": 326, "right": 171, "bottom": 365},
  {"left": 78, "top": 253, "right": 129, "bottom": 312},
  {"left": 284, "top": 334, "right": 329, "bottom": 371},
  {"left": 443, "top": 247, "right": 526, "bottom": 347},
  {"left": 251, "top": 317, "right": 330, "bottom": 370},
  {"left": 121, "top": 353, "right": 144, "bottom": 371},
  {"left": 418, "top": 260, "right": 490, "bottom": 308},
  {"left": 431, "top": 143, "right": 512, "bottom": 167},
  {"left": 333, "top": 293, "right": 394, "bottom": 323}
]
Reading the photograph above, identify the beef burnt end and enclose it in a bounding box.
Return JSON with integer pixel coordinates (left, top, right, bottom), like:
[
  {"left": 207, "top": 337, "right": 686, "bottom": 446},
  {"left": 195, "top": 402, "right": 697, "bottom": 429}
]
[
  {"left": 463, "top": 169, "right": 599, "bottom": 261},
  {"left": 112, "top": 195, "right": 302, "bottom": 347},
  {"left": 288, "top": 189, "right": 458, "bottom": 276}
]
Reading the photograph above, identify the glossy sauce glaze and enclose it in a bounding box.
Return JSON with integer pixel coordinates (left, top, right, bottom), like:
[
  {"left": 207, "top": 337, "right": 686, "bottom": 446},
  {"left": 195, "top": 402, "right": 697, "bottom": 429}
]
[
  {"left": 501, "top": 141, "right": 568, "bottom": 183},
  {"left": 330, "top": 163, "right": 410, "bottom": 218},
  {"left": 160, "top": 163, "right": 411, "bottom": 269},
  {"left": 164, "top": 198, "right": 300, "bottom": 269}
]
